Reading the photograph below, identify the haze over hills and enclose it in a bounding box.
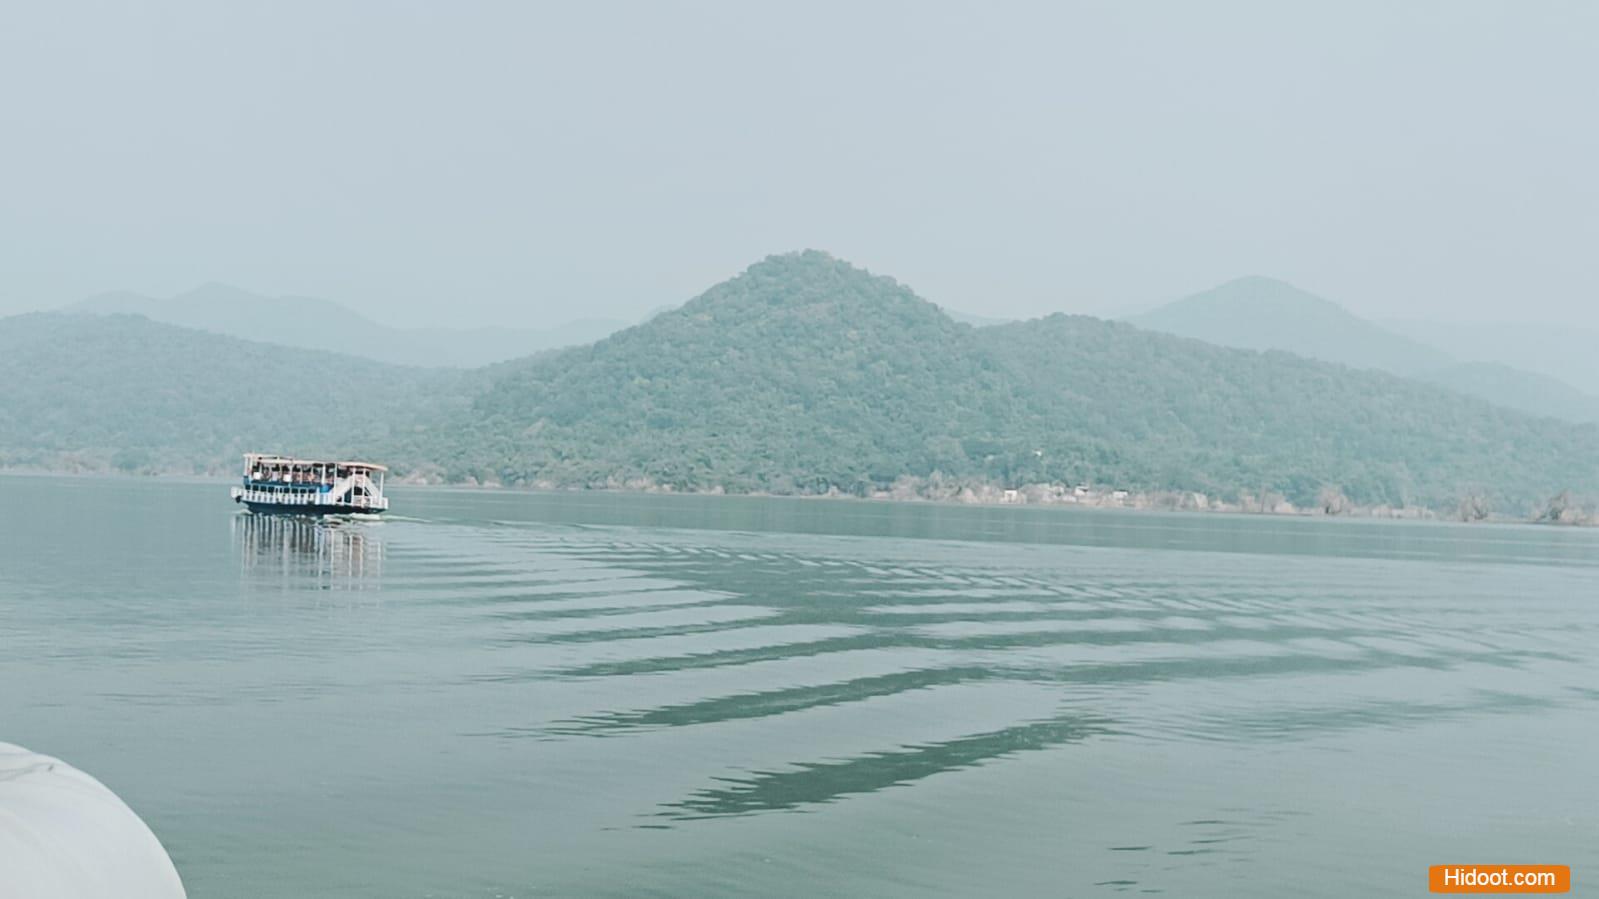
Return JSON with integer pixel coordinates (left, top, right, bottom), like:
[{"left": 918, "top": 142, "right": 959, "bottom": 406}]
[
  {"left": 1130, "top": 276, "right": 1452, "bottom": 375},
  {"left": 1415, "top": 362, "right": 1599, "bottom": 424},
  {"left": 68, "top": 284, "right": 627, "bottom": 368},
  {"left": 6, "top": 251, "right": 1596, "bottom": 516},
  {"left": 1132, "top": 276, "right": 1599, "bottom": 423},
  {"left": 1383, "top": 318, "right": 1599, "bottom": 397},
  {"left": 63, "top": 271, "right": 1599, "bottom": 426},
  {"left": 0, "top": 313, "right": 468, "bottom": 474}
]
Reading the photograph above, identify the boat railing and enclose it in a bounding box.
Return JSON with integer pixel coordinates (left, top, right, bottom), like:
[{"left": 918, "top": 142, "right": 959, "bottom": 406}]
[{"left": 229, "top": 482, "right": 389, "bottom": 511}]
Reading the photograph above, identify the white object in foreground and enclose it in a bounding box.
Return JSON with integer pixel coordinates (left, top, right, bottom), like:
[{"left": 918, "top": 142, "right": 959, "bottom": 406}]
[{"left": 0, "top": 743, "right": 186, "bottom": 898}]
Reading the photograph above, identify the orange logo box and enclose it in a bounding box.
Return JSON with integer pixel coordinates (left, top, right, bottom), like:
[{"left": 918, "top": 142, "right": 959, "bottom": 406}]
[{"left": 1430, "top": 865, "right": 1570, "bottom": 893}]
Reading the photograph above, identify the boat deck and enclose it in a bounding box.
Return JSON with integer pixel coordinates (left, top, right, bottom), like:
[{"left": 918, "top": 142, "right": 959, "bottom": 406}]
[{"left": 230, "top": 454, "right": 390, "bottom": 514}]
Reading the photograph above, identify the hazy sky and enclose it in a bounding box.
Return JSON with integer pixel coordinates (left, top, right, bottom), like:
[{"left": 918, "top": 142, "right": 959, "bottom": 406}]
[{"left": 2, "top": 1, "right": 1595, "bottom": 328}]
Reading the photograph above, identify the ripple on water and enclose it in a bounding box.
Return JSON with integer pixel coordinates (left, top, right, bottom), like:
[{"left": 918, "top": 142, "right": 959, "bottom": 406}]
[{"left": 8, "top": 482, "right": 1596, "bottom": 899}]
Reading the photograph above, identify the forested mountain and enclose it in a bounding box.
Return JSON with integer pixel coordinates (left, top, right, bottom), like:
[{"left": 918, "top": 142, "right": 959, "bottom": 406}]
[
  {"left": 5, "top": 253, "right": 1597, "bottom": 515},
  {"left": 70, "top": 283, "right": 625, "bottom": 368},
  {"left": 0, "top": 313, "right": 466, "bottom": 474},
  {"left": 431, "top": 252, "right": 1596, "bottom": 512},
  {"left": 975, "top": 317, "right": 1595, "bottom": 510},
  {"left": 1131, "top": 276, "right": 1451, "bottom": 375},
  {"left": 433, "top": 251, "right": 1023, "bottom": 492}
]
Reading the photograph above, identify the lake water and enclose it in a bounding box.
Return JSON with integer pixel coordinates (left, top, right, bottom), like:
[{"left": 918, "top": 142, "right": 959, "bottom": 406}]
[{"left": 2, "top": 475, "right": 1596, "bottom": 897}]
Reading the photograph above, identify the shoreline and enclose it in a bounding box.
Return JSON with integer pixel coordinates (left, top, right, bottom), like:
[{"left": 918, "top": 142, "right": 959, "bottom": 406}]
[{"left": 3, "top": 465, "right": 1590, "bottom": 528}]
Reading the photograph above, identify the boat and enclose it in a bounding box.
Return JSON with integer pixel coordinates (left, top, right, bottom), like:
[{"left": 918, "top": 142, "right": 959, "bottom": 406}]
[{"left": 229, "top": 453, "right": 390, "bottom": 515}]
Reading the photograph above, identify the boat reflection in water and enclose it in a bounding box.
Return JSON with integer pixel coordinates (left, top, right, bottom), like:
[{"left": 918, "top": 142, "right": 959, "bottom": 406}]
[{"left": 232, "top": 512, "right": 383, "bottom": 594}]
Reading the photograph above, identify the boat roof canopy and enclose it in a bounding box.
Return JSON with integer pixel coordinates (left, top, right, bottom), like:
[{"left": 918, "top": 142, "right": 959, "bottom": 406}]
[{"left": 243, "top": 453, "right": 388, "bottom": 472}]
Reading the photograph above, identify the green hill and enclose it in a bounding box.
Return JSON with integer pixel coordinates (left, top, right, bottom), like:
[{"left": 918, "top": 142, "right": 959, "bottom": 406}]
[
  {"left": 4, "top": 254, "right": 1597, "bottom": 515},
  {"left": 438, "top": 252, "right": 1597, "bottom": 512},
  {"left": 975, "top": 316, "right": 1596, "bottom": 510},
  {"left": 439, "top": 251, "right": 1024, "bottom": 492}
]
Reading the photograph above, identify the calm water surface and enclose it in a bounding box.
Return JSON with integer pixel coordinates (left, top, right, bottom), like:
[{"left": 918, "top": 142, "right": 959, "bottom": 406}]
[{"left": 2, "top": 476, "right": 1597, "bottom": 896}]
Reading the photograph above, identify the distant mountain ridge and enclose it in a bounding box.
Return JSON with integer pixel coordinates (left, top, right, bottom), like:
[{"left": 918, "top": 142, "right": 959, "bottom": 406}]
[
  {"left": 434, "top": 251, "right": 1596, "bottom": 511},
  {"left": 1131, "top": 276, "right": 1599, "bottom": 422},
  {"left": 0, "top": 312, "right": 467, "bottom": 474},
  {"left": 1383, "top": 318, "right": 1599, "bottom": 397},
  {"left": 69, "top": 275, "right": 1599, "bottom": 423},
  {"left": 1416, "top": 362, "right": 1599, "bottom": 423},
  {"left": 1130, "top": 276, "right": 1452, "bottom": 375},
  {"left": 67, "top": 284, "right": 626, "bottom": 368},
  {"left": 7, "top": 251, "right": 1596, "bottom": 514}
]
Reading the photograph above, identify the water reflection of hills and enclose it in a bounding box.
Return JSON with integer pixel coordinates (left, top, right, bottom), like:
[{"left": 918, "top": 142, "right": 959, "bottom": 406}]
[
  {"left": 660, "top": 712, "right": 1110, "bottom": 819},
  {"left": 233, "top": 512, "right": 383, "bottom": 590}
]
